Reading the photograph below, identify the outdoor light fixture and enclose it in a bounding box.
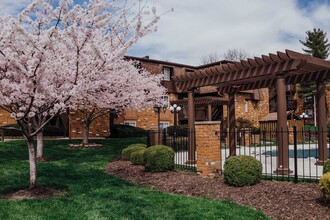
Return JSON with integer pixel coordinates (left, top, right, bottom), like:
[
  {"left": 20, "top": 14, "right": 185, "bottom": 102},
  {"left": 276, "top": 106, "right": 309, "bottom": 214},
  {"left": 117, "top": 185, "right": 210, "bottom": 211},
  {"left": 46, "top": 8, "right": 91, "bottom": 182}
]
[
  {"left": 300, "top": 112, "right": 309, "bottom": 142},
  {"left": 170, "top": 104, "right": 182, "bottom": 129},
  {"left": 153, "top": 105, "right": 167, "bottom": 143},
  {"left": 300, "top": 112, "right": 308, "bottom": 119}
]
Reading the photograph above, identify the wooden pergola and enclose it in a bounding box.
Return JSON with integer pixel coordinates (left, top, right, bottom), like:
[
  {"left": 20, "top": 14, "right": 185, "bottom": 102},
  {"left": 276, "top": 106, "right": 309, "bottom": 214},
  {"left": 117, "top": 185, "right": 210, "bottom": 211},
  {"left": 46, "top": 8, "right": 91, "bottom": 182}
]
[{"left": 174, "top": 50, "right": 330, "bottom": 173}]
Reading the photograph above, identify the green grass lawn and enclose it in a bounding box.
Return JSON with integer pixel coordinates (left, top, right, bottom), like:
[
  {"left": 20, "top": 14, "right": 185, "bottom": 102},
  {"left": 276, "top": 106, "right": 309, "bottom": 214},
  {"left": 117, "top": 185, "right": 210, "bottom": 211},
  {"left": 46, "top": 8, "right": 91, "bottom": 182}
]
[{"left": 0, "top": 138, "right": 268, "bottom": 220}]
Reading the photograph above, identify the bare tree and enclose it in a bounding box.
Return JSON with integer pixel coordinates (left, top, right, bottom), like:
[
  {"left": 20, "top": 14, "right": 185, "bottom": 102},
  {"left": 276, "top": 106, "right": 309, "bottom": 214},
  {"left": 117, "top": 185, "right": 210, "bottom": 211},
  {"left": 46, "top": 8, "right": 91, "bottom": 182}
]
[
  {"left": 224, "top": 49, "right": 248, "bottom": 61},
  {"left": 200, "top": 52, "right": 221, "bottom": 65}
]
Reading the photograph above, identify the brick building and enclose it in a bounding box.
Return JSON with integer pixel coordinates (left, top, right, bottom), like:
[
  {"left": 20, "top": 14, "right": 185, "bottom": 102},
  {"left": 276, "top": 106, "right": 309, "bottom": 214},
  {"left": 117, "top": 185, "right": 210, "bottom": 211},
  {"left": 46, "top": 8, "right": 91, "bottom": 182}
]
[
  {"left": 0, "top": 56, "right": 272, "bottom": 137},
  {"left": 113, "top": 56, "right": 270, "bottom": 132}
]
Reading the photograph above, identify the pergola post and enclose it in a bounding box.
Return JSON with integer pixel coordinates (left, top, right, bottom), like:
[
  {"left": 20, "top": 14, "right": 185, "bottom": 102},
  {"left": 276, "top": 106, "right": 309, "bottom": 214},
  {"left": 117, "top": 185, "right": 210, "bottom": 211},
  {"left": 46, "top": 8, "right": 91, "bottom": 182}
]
[
  {"left": 275, "top": 74, "right": 291, "bottom": 174},
  {"left": 187, "top": 89, "right": 196, "bottom": 164},
  {"left": 228, "top": 92, "right": 236, "bottom": 156},
  {"left": 207, "top": 104, "right": 212, "bottom": 121},
  {"left": 316, "top": 82, "right": 328, "bottom": 165}
]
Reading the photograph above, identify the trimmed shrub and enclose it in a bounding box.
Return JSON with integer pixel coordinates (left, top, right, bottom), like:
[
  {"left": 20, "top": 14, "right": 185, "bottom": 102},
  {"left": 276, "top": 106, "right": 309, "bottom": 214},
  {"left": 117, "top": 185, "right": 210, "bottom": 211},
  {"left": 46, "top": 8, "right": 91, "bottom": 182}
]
[
  {"left": 2, "top": 124, "right": 64, "bottom": 136},
  {"left": 43, "top": 126, "right": 65, "bottom": 136},
  {"left": 143, "top": 145, "right": 175, "bottom": 172},
  {"left": 324, "top": 160, "right": 330, "bottom": 174},
  {"left": 320, "top": 172, "right": 330, "bottom": 202},
  {"left": 130, "top": 149, "right": 146, "bottom": 165},
  {"left": 166, "top": 124, "right": 188, "bottom": 136},
  {"left": 224, "top": 155, "right": 262, "bottom": 187},
  {"left": 110, "top": 124, "right": 147, "bottom": 138},
  {"left": 122, "top": 144, "right": 147, "bottom": 161}
]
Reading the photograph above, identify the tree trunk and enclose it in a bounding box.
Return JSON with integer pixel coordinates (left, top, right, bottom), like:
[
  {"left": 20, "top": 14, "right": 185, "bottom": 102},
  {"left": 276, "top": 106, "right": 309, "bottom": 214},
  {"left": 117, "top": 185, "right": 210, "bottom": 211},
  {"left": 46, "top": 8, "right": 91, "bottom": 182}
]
[
  {"left": 36, "top": 131, "right": 44, "bottom": 158},
  {"left": 83, "top": 125, "right": 89, "bottom": 145},
  {"left": 27, "top": 138, "right": 37, "bottom": 189}
]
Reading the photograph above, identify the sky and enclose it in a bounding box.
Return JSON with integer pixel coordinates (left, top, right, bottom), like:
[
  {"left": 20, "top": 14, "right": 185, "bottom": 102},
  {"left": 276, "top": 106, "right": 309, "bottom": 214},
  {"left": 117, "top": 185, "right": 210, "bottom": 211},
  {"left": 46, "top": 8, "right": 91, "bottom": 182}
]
[{"left": 1, "top": 0, "right": 330, "bottom": 66}]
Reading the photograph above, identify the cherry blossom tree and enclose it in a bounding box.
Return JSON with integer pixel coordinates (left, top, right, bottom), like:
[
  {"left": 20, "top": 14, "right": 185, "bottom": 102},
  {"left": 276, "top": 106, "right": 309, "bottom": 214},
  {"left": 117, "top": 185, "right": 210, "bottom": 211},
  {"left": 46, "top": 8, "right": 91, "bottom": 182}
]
[
  {"left": 0, "top": 0, "right": 162, "bottom": 189},
  {"left": 74, "top": 59, "right": 166, "bottom": 145}
]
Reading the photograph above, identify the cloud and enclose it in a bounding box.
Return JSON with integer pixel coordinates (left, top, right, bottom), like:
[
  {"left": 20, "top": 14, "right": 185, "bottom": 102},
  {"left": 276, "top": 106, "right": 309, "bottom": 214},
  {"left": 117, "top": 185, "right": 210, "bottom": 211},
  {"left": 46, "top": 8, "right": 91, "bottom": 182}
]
[
  {"left": 2, "top": 0, "right": 330, "bottom": 66},
  {"left": 128, "top": 0, "right": 330, "bottom": 65},
  {"left": 0, "top": 0, "right": 31, "bottom": 17}
]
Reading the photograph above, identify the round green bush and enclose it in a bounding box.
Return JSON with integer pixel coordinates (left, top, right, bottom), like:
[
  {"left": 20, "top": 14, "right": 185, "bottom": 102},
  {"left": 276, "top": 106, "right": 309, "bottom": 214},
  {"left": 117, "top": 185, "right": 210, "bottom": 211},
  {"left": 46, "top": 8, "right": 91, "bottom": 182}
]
[
  {"left": 320, "top": 172, "right": 330, "bottom": 202},
  {"left": 224, "top": 155, "right": 262, "bottom": 187},
  {"left": 323, "top": 159, "right": 330, "bottom": 174},
  {"left": 122, "top": 144, "right": 147, "bottom": 161},
  {"left": 130, "top": 149, "right": 146, "bottom": 165},
  {"left": 143, "top": 145, "right": 175, "bottom": 172}
]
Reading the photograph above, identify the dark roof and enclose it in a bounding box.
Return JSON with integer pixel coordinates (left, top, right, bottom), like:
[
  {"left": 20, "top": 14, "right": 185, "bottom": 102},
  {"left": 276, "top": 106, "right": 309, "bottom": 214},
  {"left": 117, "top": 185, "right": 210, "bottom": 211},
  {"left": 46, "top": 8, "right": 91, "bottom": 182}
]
[
  {"left": 125, "top": 55, "right": 234, "bottom": 70},
  {"left": 259, "top": 112, "right": 301, "bottom": 122},
  {"left": 171, "top": 96, "right": 228, "bottom": 106}
]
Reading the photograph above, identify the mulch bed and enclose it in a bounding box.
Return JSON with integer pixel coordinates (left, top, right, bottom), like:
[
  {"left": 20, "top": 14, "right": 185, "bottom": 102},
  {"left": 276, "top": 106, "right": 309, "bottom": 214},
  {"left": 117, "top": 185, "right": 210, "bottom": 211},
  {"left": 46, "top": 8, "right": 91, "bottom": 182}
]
[
  {"left": 69, "top": 143, "right": 102, "bottom": 148},
  {"left": 36, "top": 157, "right": 54, "bottom": 162},
  {"left": 1, "top": 187, "right": 65, "bottom": 200},
  {"left": 105, "top": 160, "right": 330, "bottom": 220}
]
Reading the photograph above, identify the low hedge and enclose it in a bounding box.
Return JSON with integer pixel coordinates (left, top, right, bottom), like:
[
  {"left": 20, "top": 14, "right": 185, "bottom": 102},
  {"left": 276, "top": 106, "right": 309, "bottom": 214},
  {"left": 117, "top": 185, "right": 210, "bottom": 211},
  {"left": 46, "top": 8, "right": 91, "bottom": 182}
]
[
  {"left": 122, "top": 144, "right": 147, "bottom": 161},
  {"left": 1, "top": 124, "right": 64, "bottom": 136},
  {"left": 320, "top": 172, "right": 330, "bottom": 202},
  {"left": 224, "top": 155, "right": 262, "bottom": 187},
  {"left": 166, "top": 125, "right": 188, "bottom": 136},
  {"left": 143, "top": 145, "right": 175, "bottom": 172},
  {"left": 130, "top": 149, "right": 146, "bottom": 165},
  {"left": 324, "top": 160, "right": 330, "bottom": 174},
  {"left": 110, "top": 124, "right": 147, "bottom": 138}
]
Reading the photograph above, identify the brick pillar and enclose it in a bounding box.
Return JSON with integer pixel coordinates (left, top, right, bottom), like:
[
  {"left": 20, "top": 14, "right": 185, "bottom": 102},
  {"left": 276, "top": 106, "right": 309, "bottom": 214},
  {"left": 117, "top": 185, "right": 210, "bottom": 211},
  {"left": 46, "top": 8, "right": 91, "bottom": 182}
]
[{"left": 195, "top": 121, "right": 221, "bottom": 177}]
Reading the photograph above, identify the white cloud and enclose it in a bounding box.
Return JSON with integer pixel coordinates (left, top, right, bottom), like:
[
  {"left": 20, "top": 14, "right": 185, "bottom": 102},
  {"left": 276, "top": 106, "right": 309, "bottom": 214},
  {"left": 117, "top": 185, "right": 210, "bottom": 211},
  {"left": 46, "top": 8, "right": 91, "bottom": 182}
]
[
  {"left": 129, "top": 0, "right": 330, "bottom": 65},
  {"left": 2, "top": 0, "right": 330, "bottom": 66},
  {"left": 0, "top": 0, "right": 31, "bottom": 17}
]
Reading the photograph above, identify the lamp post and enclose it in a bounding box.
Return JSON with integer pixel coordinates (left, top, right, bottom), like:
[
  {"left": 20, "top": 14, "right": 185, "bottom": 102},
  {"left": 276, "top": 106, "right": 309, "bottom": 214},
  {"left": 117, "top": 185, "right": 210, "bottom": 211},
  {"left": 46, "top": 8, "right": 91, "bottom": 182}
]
[
  {"left": 300, "top": 112, "right": 309, "bottom": 142},
  {"left": 170, "top": 104, "right": 181, "bottom": 148},
  {"left": 300, "top": 112, "right": 308, "bottom": 127},
  {"left": 170, "top": 104, "right": 181, "bottom": 130},
  {"left": 153, "top": 105, "right": 167, "bottom": 143}
]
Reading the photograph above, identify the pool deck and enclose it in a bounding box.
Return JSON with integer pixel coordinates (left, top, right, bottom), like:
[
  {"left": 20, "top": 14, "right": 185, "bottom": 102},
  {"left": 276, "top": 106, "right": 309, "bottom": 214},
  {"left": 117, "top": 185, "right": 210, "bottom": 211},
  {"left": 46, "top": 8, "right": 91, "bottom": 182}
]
[{"left": 175, "top": 143, "right": 328, "bottom": 179}]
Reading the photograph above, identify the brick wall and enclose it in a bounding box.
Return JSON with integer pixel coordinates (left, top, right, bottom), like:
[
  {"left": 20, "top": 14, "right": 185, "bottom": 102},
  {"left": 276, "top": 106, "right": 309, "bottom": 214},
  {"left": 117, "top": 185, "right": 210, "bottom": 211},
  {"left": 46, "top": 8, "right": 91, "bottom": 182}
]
[
  {"left": 0, "top": 108, "right": 16, "bottom": 127},
  {"left": 195, "top": 121, "right": 221, "bottom": 177},
  {"left": 68, "top": 109, "right": 110, "bottom": 138},
  {"left": 114, "top": 93, "right": 177, "bottom": 130},
  {"left": 222, "top": 88, "right": 269, "bottom": 127}
]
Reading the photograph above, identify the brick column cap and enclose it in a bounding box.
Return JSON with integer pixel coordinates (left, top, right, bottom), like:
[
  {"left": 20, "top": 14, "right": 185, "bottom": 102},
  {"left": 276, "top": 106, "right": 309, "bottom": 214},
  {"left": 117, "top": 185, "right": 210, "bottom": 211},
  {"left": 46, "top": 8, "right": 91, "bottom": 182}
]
[{"left": 195, "top": 121, "right": 221, "bottom": 125}]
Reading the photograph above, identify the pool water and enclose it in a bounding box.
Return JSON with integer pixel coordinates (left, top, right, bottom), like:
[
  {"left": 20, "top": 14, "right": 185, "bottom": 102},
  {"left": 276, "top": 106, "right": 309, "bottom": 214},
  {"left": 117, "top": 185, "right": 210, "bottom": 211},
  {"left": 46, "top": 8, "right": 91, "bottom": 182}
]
[{"left": 263, "top": 148, "right": 330, "bottom": 158}]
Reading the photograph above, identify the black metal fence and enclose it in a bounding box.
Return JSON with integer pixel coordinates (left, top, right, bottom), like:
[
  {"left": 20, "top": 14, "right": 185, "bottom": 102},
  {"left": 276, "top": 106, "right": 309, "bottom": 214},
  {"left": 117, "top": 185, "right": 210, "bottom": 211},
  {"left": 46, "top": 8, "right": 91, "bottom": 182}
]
[
  {"left": 147, "top": 128, "right": 196, "bottom": 170},
  {"left": 147, "top": 127, "right": 329, "bottom": 182},
  {"left": 221, "top": 127, "right": 329, "bottom": 182}
]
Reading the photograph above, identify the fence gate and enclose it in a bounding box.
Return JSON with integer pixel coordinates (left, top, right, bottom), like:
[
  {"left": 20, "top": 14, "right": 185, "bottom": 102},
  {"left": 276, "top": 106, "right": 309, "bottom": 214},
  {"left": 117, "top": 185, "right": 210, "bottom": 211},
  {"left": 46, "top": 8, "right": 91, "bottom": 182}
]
[{"left": 147, "top": 128, "right": 196, "bottom": 170}]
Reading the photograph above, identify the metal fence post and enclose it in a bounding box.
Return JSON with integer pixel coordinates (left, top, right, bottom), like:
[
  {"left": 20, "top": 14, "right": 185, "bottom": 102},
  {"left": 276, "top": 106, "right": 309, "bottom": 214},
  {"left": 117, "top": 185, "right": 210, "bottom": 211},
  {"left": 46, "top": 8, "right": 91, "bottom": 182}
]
[
  {"left": 293, "top": 126, "right": 298, "bottom": 183},
  {"left": 162, "top": 128, "right": 166, "bottom": 145},
  {"left": 146, "top": 130, "right": 151, "bottom": 147}
]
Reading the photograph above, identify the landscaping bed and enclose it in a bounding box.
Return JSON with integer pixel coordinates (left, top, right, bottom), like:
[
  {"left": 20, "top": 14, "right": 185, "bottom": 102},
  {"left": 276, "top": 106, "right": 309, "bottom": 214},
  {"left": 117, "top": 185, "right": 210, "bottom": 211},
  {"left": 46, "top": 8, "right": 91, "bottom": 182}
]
[{"left": 106, "top": 160, "right": 330, "bottom": 220}]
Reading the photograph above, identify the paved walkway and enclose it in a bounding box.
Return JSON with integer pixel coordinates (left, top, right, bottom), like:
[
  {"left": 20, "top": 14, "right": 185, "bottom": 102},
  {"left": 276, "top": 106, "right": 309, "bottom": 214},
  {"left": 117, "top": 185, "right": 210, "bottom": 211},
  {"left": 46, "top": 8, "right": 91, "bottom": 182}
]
[{"left": 175, "top": 143, "right": 328, "bottom": 179}]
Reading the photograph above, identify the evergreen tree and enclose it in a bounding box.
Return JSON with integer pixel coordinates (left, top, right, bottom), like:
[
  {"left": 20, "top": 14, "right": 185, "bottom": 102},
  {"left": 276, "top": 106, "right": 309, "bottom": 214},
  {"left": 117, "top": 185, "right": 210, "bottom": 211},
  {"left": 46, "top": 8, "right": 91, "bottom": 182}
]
[
  {"left": 298, "top": 28, "right": 330, "bottom": 109},
  {"left": 299, "top": 28, "right": 330, "bottom": 59}
]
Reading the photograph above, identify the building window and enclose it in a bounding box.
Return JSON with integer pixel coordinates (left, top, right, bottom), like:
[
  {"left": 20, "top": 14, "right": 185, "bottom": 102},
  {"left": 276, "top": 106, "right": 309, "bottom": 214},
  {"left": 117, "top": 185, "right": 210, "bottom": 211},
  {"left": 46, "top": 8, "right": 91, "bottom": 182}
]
[
  {"left": 161, "top": 95, "right": 169, "bottom": 108},
  {"left": 162, "top": 67, "right": 171, "bottom": 81},
  {"left": 123, "top": 121, "right": 136, "bottom": 127},
  {"left": 160, "top": 121, "right": 170, "bottom": 129},
  {"left": 244, "top": 100, "right": 249, "bottom": 113},
  {"left": 304, "top": 95, "right": 313, "bottom": 104},
  {"left": 304, "top": 109, "right": 313, "bottom": 117}
]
